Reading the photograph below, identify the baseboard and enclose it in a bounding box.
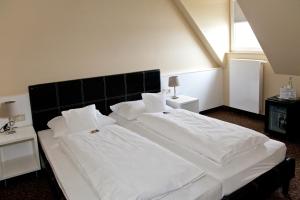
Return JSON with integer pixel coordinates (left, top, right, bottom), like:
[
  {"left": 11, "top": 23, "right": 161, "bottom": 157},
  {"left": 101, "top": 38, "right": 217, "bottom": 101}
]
[
  {"left": 200, "top": 106, "right": 265, "bottom": 120},
  {"left": 199, "top": 105, "right": 228, "bottom": 114}
]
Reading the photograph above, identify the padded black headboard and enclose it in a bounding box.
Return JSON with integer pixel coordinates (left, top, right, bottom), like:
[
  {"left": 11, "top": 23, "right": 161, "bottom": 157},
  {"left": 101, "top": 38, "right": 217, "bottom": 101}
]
[{"left": 29, "top": 69, "right": 161, "bottom": 131}]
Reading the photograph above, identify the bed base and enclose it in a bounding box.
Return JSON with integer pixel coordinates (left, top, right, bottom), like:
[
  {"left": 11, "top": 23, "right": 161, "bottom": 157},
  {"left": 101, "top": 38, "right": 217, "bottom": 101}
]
[
  {"left": 222, "top": 157, "right": 295, "bottom": 200},
  {"left": 39, "top": 139, "right": 295, "bottom": 200},
  {"left": 38, "top": 141, "right": 66, "bottom": 200}
]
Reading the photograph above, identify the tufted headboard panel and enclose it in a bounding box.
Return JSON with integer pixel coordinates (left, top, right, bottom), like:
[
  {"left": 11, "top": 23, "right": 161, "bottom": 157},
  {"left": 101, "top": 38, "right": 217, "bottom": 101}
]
[{"left": 28, "top": 69, "right": 161, "bottom": 131}]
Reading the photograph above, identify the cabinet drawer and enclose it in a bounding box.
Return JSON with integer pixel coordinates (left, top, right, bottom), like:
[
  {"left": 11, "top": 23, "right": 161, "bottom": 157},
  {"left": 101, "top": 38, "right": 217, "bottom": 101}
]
[{"left": 181, "top": 102, "right": 199, "bottom": 113}]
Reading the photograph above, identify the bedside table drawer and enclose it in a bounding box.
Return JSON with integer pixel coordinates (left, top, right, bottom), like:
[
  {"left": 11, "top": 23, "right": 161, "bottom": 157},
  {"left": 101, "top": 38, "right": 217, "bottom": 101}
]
[
  {"left": 166, "top": 101, "right": 180, "bottom": 109},
  {"left": 180, "top": 102, "right": 199, "bottom": 113},
  {"left": 166, "top": 95, "right": 199, "bottom": 113}
]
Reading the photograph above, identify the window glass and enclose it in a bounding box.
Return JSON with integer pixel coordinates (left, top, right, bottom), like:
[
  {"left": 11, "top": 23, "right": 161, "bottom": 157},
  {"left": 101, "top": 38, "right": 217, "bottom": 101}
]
[{"left": 232, "top": 0, "right": 262, "bottom": 52}]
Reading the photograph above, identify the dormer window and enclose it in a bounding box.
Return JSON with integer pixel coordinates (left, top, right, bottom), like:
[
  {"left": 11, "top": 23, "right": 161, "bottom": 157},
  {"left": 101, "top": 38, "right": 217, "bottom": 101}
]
[{"left": 231, "top": 0, "right": 263, "bottom": 52}]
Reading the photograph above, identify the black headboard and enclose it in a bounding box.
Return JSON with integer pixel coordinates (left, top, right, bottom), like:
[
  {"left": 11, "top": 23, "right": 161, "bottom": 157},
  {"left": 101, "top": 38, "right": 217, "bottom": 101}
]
[{"left": 29, "top": 69, "right": 161, "bottom": 131}]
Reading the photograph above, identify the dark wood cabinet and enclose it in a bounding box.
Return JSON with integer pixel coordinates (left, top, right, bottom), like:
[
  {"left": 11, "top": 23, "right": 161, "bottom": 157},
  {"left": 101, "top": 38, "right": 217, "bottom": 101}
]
[{"left": 265, "top": 96, "right": 300, "bottom": 140}]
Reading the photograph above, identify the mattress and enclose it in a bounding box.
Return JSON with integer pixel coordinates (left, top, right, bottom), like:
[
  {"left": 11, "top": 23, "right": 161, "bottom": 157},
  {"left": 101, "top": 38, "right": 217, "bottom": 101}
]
[
  {"left": 38, "top": 129, "right": 222, "bottom": 200},
  {"left": 110, "top": 112, "right": 287, "bottom": 196}
]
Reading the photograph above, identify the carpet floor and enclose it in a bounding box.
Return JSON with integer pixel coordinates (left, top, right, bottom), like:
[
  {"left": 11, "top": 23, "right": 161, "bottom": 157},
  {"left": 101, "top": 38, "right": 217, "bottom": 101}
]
[{"left": 0, "top": 107, "right": 299, "bottom": 200}]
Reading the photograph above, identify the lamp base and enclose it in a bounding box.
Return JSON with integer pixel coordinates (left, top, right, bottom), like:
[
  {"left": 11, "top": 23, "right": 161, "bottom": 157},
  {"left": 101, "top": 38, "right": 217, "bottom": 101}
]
[
  {"left": 171, "top": 96, "right": 179, "bottom": 99},
  {"left": 6, "top": 126, "right": 15, "bottom": 134},
  {"left": 6, "top": 120, "right": 16, "bottom": 134},
  {"left": 6, "top": 129, "right": 16, "bottom": 134}
]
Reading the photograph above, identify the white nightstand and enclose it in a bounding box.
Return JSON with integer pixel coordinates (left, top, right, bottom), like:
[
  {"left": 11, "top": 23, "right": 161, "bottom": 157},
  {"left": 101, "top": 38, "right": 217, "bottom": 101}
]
[
  {"left": 166, "top": 95, "right": 199, "bottom": 113},
  {"left": 0, "top": 126, "right": 40, "bottom": 183}
]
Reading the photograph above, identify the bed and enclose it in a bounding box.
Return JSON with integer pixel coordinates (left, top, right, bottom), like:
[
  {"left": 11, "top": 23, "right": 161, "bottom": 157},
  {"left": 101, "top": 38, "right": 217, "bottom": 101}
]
[
  {"left": 38, "top": 127, "right": 222, "bottom": 200},
  {"left": 110, "top": 112, "right": 291, "bottom": 198},
  {"left": 30, "top": 69, "right": 222, "bottom": 200},
  {"left": 28, "top": 69, "right": 295, "bottom": 200}
]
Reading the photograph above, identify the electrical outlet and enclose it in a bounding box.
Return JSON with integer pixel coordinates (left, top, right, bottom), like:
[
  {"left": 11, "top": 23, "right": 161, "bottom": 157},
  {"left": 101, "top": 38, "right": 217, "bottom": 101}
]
[{"left": 14, "top": 114, "right": 25, "bottom": 122}]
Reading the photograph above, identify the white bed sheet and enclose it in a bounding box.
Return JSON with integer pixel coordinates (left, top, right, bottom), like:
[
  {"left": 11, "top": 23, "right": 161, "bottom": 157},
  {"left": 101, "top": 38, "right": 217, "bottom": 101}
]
[
  {"left": 110, "top": 112, "right": 286, "bottom": 196},
  {"left": 38, "top": 129, "right": 222, "bottom": 200},
  {"left": 137, "top": 110, "right": 269, "bottom": 166},
  {"left": 38, "top": 130, "right": 98, "bottom": 200}
]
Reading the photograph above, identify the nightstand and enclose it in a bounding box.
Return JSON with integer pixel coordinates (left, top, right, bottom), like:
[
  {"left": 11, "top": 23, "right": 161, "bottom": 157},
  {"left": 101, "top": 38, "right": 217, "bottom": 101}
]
[
  {"left": 166, "top": 95, "right": 199, "bottom": 113},
  {"left": 0, "top": 126, "right": 41, "bottom": 183},
  {"left": 265, "top": 96, "right": 300, "bottom": 140}
]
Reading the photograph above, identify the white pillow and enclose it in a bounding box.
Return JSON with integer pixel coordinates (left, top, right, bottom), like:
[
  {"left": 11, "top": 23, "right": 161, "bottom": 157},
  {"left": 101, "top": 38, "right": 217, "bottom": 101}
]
[
  {"left": 96, "top": 110, "right": 117, "bottom": 127},
  {"left": 47, "top": 110, "right": 115, "bottom": 137},
  {"left": 142, "top": 93, "right": 167, "bottom": 113},
  {"left": 47, "top": 116, "right": 67, "bottom": 138},
  {"left": 62, "top": 104, "right": 98, "bottom": 133},
  {"left": 110, "top": 100, "right": 146, "bottom": 120},
  {"left": 165, "top": 105, "right": 174, "bottom": 111}
]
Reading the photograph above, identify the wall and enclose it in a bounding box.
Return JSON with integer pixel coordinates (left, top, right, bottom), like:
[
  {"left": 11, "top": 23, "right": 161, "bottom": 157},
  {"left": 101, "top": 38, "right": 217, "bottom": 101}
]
[
  {"left": 224, "top": 53, "right": 300, "bottom": 113},
  {"left": 179, "top": 0, "right": 230, "bottom": 63},
  {"left": 0, "top": 0, "right": 217, "bottom": 96}
]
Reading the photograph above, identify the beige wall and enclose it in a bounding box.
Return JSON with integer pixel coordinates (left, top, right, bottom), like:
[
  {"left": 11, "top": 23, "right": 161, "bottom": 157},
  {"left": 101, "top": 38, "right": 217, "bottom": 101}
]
[
  {"left": 224, "top": 53, "right": 300, "bottom": 112},
  {"left": 180, "top": 0, "right": 230, "bottom": 63},
  {"left": 0, "top": 0, "right": 217, "bottom": 96}
]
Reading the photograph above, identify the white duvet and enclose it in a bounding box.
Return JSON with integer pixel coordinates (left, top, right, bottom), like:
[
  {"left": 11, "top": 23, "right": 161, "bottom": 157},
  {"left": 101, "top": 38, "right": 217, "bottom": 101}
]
[
  {"left": 137, "top": 109, "right": 269, "bottom": 166},
  {"left": 60, "top": 124, "right": 205, "bottom": 200}
]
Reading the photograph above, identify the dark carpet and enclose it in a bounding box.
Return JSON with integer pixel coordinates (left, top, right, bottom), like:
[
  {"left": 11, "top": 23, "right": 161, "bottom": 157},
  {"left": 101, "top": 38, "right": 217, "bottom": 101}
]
[
  {"left": 0, "top": 107, "right": 299, "bottom": 200},
  {"left": 0, "top": 172, "right": 55, "bottom": 200}
]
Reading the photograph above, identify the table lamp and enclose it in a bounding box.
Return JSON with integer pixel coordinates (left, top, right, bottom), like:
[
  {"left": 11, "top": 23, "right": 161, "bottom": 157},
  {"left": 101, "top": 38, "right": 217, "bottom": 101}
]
[
  {"left": 2, "top": 101, "right": 18, "bottom": 134},
  {"left": 168, "top": 76, "right": 180, "bottom": 99}
]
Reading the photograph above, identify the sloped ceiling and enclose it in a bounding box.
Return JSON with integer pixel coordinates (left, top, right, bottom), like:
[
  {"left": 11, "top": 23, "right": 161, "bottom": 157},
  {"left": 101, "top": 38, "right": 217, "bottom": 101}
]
[
  {"left": 174, "top": 0, "right": 230, "bottom": 66},
  {"left": 238, "top": 0, "right": 300, "bottom": 75}
]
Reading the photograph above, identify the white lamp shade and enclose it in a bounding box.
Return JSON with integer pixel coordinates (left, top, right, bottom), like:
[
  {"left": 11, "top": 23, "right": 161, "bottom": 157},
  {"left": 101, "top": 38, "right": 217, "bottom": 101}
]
[
  {"left": 2, "top": 101, "right": 18, "bottom": 117},
  {"left": 168, "top": 76, "right": 179, "bottom": 87}
]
